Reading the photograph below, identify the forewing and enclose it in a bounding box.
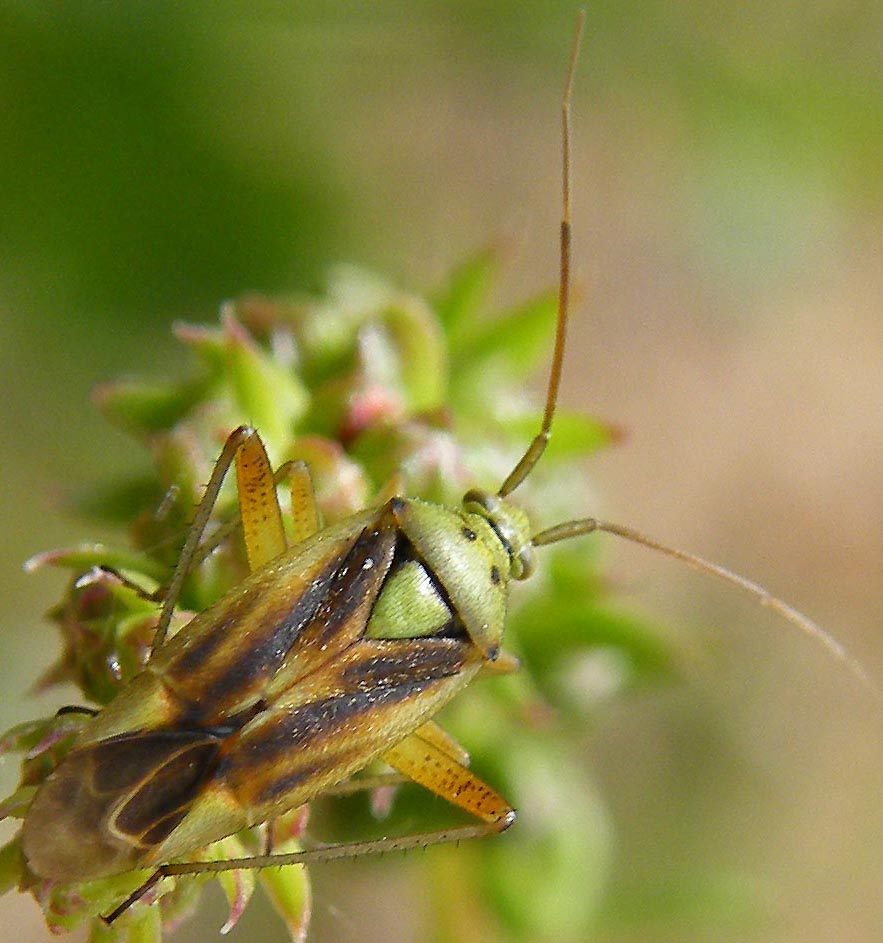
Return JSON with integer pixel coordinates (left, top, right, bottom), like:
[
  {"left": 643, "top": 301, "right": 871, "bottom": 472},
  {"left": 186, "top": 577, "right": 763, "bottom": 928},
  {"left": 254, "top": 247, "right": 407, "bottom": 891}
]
[
  {"left": 22, "top": 730, "right": 223, "bottom": 881},
  {"left": 212, "top": 637, "right": 484, "bottom": 828},
  {"left": 82, "top": 507, "right": 398, "bottom": 745}
]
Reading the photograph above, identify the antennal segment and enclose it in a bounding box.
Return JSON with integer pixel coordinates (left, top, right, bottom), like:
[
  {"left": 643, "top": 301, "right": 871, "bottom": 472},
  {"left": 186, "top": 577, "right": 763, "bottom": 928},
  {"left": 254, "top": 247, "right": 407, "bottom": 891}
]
[
  {"left": 532, "top": 517, "right": 878, "bottom": 695},
  {"left": 498, "top": 9, "right": 585, "bottom": 499}
]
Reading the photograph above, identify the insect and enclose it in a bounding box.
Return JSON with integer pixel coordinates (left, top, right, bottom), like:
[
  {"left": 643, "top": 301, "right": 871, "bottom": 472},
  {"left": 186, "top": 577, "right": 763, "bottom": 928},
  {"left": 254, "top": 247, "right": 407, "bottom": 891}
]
[{"left": 12, "top": 9, "right": 872, "bottom": 935}]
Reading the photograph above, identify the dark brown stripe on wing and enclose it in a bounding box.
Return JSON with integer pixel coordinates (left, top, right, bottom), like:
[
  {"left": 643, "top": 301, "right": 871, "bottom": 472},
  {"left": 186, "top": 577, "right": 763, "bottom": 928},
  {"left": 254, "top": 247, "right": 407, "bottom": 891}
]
[
  {"left": 303, "top": 522, "right": 398, "bottom": 651},
  {"left": 163, "top": 515, "right": 397, "bottom": 719},
  {"left": 163, "top": 555, "right": 343, "bottom": 712},
  {"left": 171, "top": 609, "right": 232, "bottom": 676},
  {"left": 197, "top": 565, "right": 341, "bottom": 705},
  {"left": 252, "top": 751, "right": 360, "bottom": 806},
  {"left": 138, "top": 808, "right": 192, "bottom": 848},
  {"left": 222, "top": 640, "right": 469, "bottom": 774},
  {"left": 229, "top": 686, "right": 418, "bottom": 770},
  {"left": 107, "top": 733, "right": 221, "bottom": 841},
  {"left": 90, "top": 730, "right": 219, "bottom": 795},
  {"left": 341, "top": 641, "right": 469, "bottom": 690},
  {"left": 114, "top": 746, "right": 219, "bottom": 840}
]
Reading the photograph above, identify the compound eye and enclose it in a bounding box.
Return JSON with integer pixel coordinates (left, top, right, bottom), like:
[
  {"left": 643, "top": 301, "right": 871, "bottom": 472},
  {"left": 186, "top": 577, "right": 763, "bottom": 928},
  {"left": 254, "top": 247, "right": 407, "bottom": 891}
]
[
  {"left": 463, "top": 489, "right": 496, "bottom": 516},
  {"left": 514, "top": 544, "right": 535, "bottom": 581}
]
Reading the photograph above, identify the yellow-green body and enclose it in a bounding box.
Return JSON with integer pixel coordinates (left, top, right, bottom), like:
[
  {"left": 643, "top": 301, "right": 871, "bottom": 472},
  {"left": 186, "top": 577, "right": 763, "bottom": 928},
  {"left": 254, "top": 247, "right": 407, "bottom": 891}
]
[{"left": 22, "top": 494, "right": 528, "bottom": 882}]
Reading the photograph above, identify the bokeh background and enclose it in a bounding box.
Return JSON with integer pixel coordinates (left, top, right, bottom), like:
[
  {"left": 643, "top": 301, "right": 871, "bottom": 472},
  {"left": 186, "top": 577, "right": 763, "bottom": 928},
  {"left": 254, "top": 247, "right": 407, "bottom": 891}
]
[{"left": 1, "top": 2, "right": 881, "bottom": 941}]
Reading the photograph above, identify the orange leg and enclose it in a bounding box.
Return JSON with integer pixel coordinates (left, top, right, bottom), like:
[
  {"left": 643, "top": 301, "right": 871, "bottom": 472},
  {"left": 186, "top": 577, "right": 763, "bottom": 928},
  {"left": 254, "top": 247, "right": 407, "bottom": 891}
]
[
  {"left": 235, "top": 429, "right": 287, "bottom": 571},
  {"left": 382, "top": 729, "right": 513, "bottom": 827},
  {"left": 287, "top": 460, "right": 320, "bottom": 543}
]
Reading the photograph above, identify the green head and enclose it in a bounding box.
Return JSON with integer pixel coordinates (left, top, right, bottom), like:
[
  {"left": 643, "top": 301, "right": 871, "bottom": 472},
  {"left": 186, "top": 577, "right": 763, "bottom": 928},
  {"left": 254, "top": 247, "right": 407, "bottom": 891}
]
[{"left": 462, "top": 489, "right": 535, "bottom": 581}]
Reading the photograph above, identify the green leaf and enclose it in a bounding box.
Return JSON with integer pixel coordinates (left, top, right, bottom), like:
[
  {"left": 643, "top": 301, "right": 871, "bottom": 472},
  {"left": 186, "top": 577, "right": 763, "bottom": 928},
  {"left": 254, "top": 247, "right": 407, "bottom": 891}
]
[
  {"left": 481, "top": 742, "right": 614, "bottom": 939},
  {"left": 88, "top": 901, "right": 162, "bottom": 943},
  {"left": 173, "top": 321, "right": 228, "bottom": 375},
  {"left": 73, "top": 476, "right": 164, "bottom": 525},
  {"left": 515, "top": 597, "right": 677, "bottom": 683},
  {"left": 0, "top": 838, "right": 23, "bottom": 897},
  {"left": 221, "top": 313, "right": 309, "bottom": 457},
  {"left": 433, "top": 246, "right": 502, "bottom": 340},
  {"left": 0, "top": 718, "right": 58, "bottom": 756},
  {"left": 454, "top": 290, "right": 558, "bottom": 377},
  {"left": 92, "top": 377, "right": 209, "bottom": 437},
  {"left": 260, "top": 865, "right": 312, "bottom": 943},
  {"left": 216, "top": 855, "right": 256, "bottom": 934},
  {"left": 379, "top": 296, "right": 447, "bottom": 413},
  {"left": 257, "top": 809, "right": 311, "bottom": 940},
  {"left": 0, "top": 786, "right": 37, "bottom": 821},
  {"left": 24, "top": 543, "right": 169, "bottom": 583},
  {"left": 349, "top": 421, "right": 462, "bottom": 506},
  {"left": 42, "top": 870, "right": 155, "bottom": 937}
]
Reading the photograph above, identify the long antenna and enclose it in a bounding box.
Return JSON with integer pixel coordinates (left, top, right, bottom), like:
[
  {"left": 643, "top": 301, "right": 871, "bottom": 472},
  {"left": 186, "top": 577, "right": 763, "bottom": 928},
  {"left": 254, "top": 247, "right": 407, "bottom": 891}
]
[
  {"left": 532, "top": 517, "right": 878, "bottom": 695},
  {"left": 494, "top": 9, "right": 876, "bottom": 696},
  {"left": 498, "top": 9, "right": 585, "bottom": 499}
]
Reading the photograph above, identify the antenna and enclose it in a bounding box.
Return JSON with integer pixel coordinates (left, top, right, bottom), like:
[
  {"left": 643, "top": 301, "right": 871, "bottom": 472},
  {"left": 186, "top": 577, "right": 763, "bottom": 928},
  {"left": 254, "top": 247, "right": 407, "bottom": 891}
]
[
  {"left": 532, "top": 518, "right": 877, "bottom": 693},
  {"left": 496, "top": 10, "right": 875, "bottom": 695},
  {"left": 498, "top": 9, "right": 585, "bottom": 499}
]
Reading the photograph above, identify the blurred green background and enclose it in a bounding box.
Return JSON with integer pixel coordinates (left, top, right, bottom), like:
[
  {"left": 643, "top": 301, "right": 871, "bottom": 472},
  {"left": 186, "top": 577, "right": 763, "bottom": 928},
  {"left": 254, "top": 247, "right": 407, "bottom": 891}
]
[{"left": 1, "top": 2, "right": 881, "bottom": 941}]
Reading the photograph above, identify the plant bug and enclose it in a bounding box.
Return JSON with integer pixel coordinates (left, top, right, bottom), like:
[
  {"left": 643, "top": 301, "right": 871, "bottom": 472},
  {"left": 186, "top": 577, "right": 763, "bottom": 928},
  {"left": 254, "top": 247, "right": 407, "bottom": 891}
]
[{"left": 4, "top": 9, "right": 876, "bottom": 941}]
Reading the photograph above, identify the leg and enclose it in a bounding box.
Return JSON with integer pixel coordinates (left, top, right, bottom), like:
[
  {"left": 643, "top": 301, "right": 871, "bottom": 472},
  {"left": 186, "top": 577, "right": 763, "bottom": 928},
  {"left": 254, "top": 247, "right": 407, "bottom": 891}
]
[
  {"left": 478, "top": 650, "right": 520, "bottom": 677},
  {"left": 105, "top": 812, "right": 514, "bottom": 925},
  {"left": 381, "top": 729, "right": 513, "bottom": 827},
  {"left": 91, "top": 565, "right": 159, "bottom": 602},
  {"left": 235, "top": 429, "right": 286, "bottom": 571},
  {"left": 55, "top": 705, "right": 99, "bottom": 717},
  {"left": 187, "top": 459, "right": 297, "bottom": 571},
  {"left": 103, "top": 729, "right": 514, "bottom": 925},
  {"left": 411, "top": 720, "right": 471, "bottom": 766},
  {"left": 287, "top": 460, "right": 320, "bottom": 543},
  {"left": 319, "top": 770, "right": 409, "bottom": 799},
  {"left": 151, "top": 427, "right": 285, "bottom": 653}
]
